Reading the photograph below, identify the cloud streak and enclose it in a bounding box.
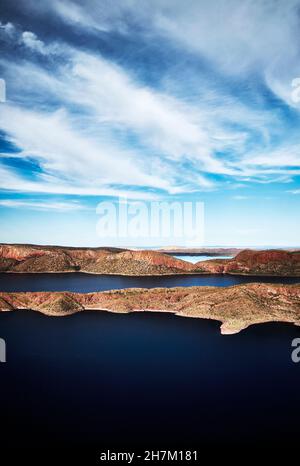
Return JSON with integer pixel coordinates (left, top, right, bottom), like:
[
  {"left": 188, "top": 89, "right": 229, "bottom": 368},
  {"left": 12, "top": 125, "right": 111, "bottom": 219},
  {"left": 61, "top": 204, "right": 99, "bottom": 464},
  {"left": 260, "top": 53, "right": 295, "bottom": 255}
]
[
  {"left": 0, "top": 1, "right": 300, "bottom": 199},
  {"left": 0, "top": 198, "right": 89, "bottom": 211}
]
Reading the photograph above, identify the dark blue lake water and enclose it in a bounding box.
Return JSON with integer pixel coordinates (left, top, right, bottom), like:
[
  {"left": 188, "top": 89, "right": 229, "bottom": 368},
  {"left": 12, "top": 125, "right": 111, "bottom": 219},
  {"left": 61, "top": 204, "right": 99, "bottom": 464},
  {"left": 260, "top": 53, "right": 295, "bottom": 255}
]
[
  {"left": 0, "top": 273, "right": 300, "bottom": 448},
  {"left": 0, "top": 272, "right": 299, "bottom": 292}
]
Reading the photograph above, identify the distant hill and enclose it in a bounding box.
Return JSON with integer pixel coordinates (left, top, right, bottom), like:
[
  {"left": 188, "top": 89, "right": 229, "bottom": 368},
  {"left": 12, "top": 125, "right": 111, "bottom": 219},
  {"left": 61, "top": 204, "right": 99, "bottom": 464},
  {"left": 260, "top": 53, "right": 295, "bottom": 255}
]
[{"left": 0, "top": 244, "right": 299, "bottom": 276}]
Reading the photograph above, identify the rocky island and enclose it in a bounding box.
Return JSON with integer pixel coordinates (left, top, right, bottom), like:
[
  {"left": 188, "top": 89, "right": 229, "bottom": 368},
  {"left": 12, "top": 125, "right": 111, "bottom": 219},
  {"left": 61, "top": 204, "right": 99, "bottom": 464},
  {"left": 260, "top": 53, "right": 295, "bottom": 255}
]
[
  {"left": 0, "top": 244, "right": 299, "bottom": 276},
  {"left": 0, "top": 283, "right": 299, "bottom": 334}
]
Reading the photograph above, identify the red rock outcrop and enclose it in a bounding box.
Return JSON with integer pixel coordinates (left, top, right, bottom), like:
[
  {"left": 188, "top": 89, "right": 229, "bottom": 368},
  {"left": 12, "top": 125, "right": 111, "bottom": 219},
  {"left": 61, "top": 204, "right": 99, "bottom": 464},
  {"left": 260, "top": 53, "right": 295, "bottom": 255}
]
[
  {"left": 0, "top": 244, "right": 197, "bottom": 275},
  {"left": 197, "top": 249, "right": 300, "bottom": 277},
  {"left": 0, "top": 244, "right": 299, "bottom": 276},
  {"left": 1, "top": 283, "right": 299, "bottom": 334}
]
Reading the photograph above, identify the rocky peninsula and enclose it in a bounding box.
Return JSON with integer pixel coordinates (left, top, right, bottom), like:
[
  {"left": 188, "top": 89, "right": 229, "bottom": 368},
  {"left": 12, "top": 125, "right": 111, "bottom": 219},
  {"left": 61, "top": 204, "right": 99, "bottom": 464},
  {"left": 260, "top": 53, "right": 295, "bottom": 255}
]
[{"left": 0, "top": 283, "right": 299, "bottom": 334}]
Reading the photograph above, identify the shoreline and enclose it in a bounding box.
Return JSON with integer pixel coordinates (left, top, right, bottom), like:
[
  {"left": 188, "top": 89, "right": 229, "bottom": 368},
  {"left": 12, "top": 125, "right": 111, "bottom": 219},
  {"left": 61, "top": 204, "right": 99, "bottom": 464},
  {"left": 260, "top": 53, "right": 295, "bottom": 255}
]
[
  {"left": 1, "top": 269, "right": 300, "bottom": 278},
  {"left": 1, "top": 283, "right": 299, "bottom": 335}
]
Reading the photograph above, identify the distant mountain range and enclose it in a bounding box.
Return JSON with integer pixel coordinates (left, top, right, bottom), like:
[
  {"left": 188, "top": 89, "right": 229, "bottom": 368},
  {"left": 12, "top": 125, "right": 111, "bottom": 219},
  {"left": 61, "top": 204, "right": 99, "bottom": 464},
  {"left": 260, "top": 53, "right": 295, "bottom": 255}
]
[{"left": 157, "top": 247, "right": 242, "bottom": 256}]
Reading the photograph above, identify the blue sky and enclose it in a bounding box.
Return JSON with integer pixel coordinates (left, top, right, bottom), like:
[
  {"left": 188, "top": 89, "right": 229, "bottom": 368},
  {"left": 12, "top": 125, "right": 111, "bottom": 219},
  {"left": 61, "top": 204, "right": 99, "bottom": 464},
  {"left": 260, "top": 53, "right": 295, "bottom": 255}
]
[{"left": 0, "top": 0, "right": 300, "bottom": 247}]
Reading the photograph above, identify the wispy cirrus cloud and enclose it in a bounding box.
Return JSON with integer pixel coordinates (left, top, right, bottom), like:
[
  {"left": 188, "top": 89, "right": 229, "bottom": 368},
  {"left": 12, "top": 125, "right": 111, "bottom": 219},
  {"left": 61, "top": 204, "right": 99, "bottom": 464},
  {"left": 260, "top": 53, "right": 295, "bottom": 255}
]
[
  {"left": 1, "top": 0, "right": 300, "bottom": 199},
  {"left": 0, "top": 163, "right": 161, "bottom": 199},
  {"left": 0, "top": 198, "right": 89, "bottom": 211},
  {"left": 21, "top": 31, "right": 47, "bottom": 54},
  {"left": 18, "top": 0, "right": 300, "bottom": 106},
  {"left": 0, "top": 0, "right": 299, "bottom": 247},
  {"left": 0, "top": 33, "right": 294, "bottom": 196},
  {"left": 288, "top": 189, "right": 300, "bottom": 194}
]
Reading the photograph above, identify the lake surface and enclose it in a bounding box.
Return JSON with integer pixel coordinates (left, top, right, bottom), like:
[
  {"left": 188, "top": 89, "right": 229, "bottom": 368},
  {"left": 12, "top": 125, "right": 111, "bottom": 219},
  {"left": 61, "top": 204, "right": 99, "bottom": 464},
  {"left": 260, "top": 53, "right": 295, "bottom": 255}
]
[
  {"left": 0, "top": 272, "right": 298, "bottom": 292},
  {"left": 0, "top": 273, "right": 300, "bottom": 448},
  {"left": 0, "top": 310, "right": 300, "bottom": 448},
  {"left": 173, "top": 254, "right": 233, "bottom": 263}
]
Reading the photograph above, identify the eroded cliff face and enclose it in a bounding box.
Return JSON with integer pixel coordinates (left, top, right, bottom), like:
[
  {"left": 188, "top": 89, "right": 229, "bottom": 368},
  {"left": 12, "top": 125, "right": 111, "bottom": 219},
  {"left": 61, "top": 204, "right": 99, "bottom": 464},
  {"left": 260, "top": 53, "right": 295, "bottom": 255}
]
[
  {"left": 0, "top": 244, "right": 299, "bottom": 276},
  {"left": 1, "top": 283, "right": 299, "bottom": 334},
  {"left": 0, "top": 244, "right": 200, "bottom": 275},
  {"left": 197, "top": 249, "right": 300, "bottom": 277}
]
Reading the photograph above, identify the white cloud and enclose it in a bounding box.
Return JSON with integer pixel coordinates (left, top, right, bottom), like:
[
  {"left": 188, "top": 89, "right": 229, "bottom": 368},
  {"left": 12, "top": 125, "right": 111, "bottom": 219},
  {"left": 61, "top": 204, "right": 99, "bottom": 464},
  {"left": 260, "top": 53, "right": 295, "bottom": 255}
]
[
  {"left": 1, "top": 4, "right": 300, "bottom": 196},
  {"left": 0, "top": 198, "right": 88, "bottom": 211},
  {"left": 151, "top": 0, "right": 300, "bottom": 107},
  {"left": 233, "top": 195, "right": 250, "bottom": 200},
  {"left": 18, "top": 0, "right": 127, "bottom": 33},
  {"left": 0, "top": 46, "right": 265, "bottom": 177},
  {"left": 7, "top": 1, "right": 300, "bottom": 108},
  {"left": 0, "top": 21, "right": 56, "bottom": 56},
  {"left": 242, "top": 146, "right": 300, "bottom": 168},
  {"left": 0, "top": 47, "right": 220, "bottom": 193},
  {"left": 0, "top": 21, "right": 16, "bottom": 38},
  {"left": 51, "top": 0, "right": 110, "bottom": 32},
  {"left": 288, "top": 189, "right": 300, "bottom": 194},
  {"left": 21, "top": 31, "right": 47, "bottom": 54},
  {"left": 0, "top": 163, "right": 159, "bottom": 199},
  {"left": 0, "top": 104, "right": 174, "bottom": 190},
  {"left": 0, "top": 44, "right": 295, "bottom": 193},
  {"left": 69, "top": 52, "right": 224, "bottom": 171}
]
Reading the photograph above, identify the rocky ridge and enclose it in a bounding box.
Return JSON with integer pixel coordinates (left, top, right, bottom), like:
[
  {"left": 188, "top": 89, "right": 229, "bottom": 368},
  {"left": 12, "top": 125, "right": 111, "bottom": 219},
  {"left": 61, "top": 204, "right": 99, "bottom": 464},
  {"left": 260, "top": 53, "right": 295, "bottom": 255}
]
[
  {"left": 1, "top": 283, "right": 299, "bottom": 334},
  {"left": 0, "top": 244, "right": 299, "bottom": 276}
]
